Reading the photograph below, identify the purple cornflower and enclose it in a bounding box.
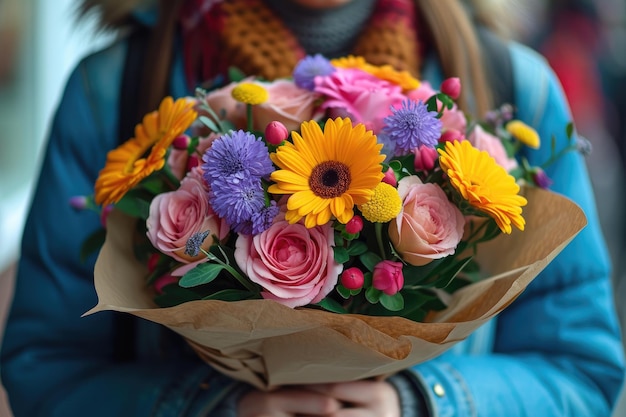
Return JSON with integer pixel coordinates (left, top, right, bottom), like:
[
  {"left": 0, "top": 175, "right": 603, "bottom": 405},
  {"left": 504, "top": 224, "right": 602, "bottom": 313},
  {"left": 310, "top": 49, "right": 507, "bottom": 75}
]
[
  {"left": 209, "top": 177, "right": 266, "bottom": 233},
  {"left": 532, "top": 168, "right": 553, "bottom": 189},
  {"left": 202, "top": 130, "right": 274, "bottom": 184},
  {"left": 184, "top": 230, "right": 211, "bottom": 257},
  {"left": 383, "top": 99, "right": 442, "bottom": 155},
  {"left": 293, "top": 54, "right": 336, "bottom": 91}
]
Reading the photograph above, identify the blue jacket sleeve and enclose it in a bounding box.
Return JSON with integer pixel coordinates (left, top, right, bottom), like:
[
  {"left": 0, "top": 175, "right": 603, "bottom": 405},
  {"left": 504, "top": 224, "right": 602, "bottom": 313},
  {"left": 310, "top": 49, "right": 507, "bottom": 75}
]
[
  {"left": 0, "top": 40, "right": 239, "bottom": 417},
  {"left": 410, "top": 43, "right": 625, "bottom": 416}
]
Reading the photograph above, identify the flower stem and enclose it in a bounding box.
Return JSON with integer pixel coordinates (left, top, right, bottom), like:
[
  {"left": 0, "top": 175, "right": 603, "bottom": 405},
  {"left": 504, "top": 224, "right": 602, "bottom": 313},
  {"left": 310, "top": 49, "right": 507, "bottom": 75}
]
[
  {"left": 200, "top": 247, "right": 259, "bottom": 295},
  {"left": 375, "top": 222, "right": 386, "bottom": 259},
  {"left": 246, "top": 104, "right": 254, "bottom": 132}
]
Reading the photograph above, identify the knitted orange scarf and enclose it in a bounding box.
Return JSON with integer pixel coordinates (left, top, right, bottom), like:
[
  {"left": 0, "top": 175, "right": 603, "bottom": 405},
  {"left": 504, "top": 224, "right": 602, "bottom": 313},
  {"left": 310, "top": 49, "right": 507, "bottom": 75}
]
[{"left": 180, "top": 0, "right": 424, "bottom": 88}]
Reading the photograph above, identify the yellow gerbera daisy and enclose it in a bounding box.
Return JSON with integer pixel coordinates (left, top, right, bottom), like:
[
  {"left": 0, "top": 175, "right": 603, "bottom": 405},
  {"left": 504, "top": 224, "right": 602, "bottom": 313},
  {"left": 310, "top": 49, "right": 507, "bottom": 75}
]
[
  {"left": 94, "top": 97, "right": 197, "bottom": 206},
  {"left": 330, "top": 55, "right": 420, "bottom": 91},
  {"left": 506, "top": 120, "right": 540, "bottom": 149},
  {"left": 438, "top": 140, "right": 527, "bottom": 234},
  {"left": 269, "top": 118, "right": 385, "bottom": 228}
]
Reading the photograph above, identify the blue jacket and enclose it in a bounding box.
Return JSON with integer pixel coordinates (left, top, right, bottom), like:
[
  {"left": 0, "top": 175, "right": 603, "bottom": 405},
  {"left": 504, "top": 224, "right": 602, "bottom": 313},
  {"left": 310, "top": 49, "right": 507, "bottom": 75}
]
[{"left": 2, "top": 29, "right": 624, "bottom": 416}]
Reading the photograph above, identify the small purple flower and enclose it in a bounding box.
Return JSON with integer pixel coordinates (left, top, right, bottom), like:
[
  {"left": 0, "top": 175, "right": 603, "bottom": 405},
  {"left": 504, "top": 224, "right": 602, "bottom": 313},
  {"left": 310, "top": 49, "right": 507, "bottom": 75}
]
[
  {"left": 575, "top": 135, "right": 593, "bottom": 156},
  {"left": 69, "top": 195, "right": 89, "bottom": 210},
  {"left": 250, "top": 202, "right": 280, "bottom": 235},
  {"left": 202, "top": 130, "right": 274, "bottom": 184},
  {"left": 184, "top": 230, "right": 211, "bottom": 257},
  {"left": 532, "top": 168, "right": 553, "bottom": 189},
  {"left": 383, "top": 99, "right": 442, "bottom": 155},
  {"left": 293, "top": 54, "right": 336, "bottom": 91},
  {"left": 209, "top": 177, "right": 266, "bottom": 232}
]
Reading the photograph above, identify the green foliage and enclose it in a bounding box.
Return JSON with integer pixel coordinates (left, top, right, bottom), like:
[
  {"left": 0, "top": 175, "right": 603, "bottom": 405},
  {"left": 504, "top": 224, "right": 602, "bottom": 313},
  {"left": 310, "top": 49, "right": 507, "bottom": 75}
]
[{"left": 179, "top": 263, "right": 226, "bottom": 288}]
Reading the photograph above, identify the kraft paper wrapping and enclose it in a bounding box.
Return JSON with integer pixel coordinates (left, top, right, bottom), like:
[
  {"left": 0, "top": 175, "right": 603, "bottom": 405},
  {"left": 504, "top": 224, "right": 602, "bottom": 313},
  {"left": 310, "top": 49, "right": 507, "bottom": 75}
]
[{"left": 85, "top": 187, "right": 586, "bottom": 389}]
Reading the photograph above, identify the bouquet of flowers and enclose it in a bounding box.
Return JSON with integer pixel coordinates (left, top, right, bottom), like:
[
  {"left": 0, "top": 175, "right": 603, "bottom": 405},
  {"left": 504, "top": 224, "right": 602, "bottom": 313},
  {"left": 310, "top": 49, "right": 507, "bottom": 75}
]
[{"left": 84, "top": 54, "right": 586, "bottom": 388}]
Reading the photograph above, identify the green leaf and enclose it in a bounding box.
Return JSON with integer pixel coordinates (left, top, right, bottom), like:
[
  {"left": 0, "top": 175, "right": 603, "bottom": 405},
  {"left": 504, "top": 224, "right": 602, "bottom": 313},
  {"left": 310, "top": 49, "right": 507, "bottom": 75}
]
[
  {"left": 347, "top": 241, "right": 368, "bottom": 256},
  {"left": 380, "top": 293, "right": 404, "bottom": 311},
  {"left": 360, "top": 252, "right": 382, "bottom": 272},
  {"left": 80, "top": 228, "right": 107, "bottom": 262},
  {"left": 333, "top": 246, "right": 350, "bottom": 264},
  {"left": 199, "top": 115, "right": 221, "bottom": 133},
  {"left": 115, "top": 193, "right": 151, "bottom": 219},
  {"left": 336, "top": 284, "right": 351, "bottom": 299},
  {"left": 228, "top": 66, "right": 247, "bottom": 82},
  {"left": 365, "top": 287, "right": 382, "bottom": 304},
  {"left": 203, "top": 289, "right": 254, "bottom": 301},
  {"left": 153, "top": 284, "right": 202, "bottom": 307},
  {"left": 179, "top": 263, "right": 225, "bottom": 288},
  {"left": 316, "top": 297, "right": 348, "bottom": 314},
  {"left": 566, "top": 122, "right": 574, "bottom": 140}
]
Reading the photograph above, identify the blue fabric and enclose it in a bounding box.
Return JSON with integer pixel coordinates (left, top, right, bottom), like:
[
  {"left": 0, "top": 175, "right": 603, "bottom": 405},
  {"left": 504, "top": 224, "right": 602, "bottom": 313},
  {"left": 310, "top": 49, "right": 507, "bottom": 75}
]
[{"left": 1, "top": 32, "right": 623, "bottom": 417}]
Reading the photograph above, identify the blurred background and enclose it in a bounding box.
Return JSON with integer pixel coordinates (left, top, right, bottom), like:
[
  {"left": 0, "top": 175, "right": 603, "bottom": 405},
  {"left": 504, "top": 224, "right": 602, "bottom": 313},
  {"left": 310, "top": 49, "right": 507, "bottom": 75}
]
[
  {"left": 0, "top": 1, "right": 624, "bottom": 416},
  {"left": 0, "top": 1, "right": 112, "bottom": 415}
]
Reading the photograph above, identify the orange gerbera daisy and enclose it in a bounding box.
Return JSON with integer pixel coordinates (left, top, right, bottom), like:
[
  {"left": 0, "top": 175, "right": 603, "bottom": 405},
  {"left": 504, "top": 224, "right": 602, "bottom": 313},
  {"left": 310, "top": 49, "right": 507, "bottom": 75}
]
[
  {"left": 94, "top": 97, "right": 197, "bottom": 206},
  {"left": 438, "top": 140, "right": 527, "bottom": 234}
]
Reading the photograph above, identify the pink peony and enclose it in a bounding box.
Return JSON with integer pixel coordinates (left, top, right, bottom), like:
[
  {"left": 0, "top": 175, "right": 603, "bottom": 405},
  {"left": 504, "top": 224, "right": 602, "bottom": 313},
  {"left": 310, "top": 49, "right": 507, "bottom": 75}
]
[
  {"left": 389, "top": 176, "right": 465, "bottom": 266},
  {"left": 253, "top": 80, "right": 321, "bottom": 132},
  {"left": 372, "top": 260, "right": 404, "bottom": 295},
  {"left": 468, "top": 125, "right": 518, "bottom": 172},
  {"left": 234, "top": 219, "right": 342, "bottom": 308},
  {"left": 146, "top": 171, "right": 230, "bottom": 275},
  {"left": 314, "top": 68, "right": 406, "bottom": 133}
]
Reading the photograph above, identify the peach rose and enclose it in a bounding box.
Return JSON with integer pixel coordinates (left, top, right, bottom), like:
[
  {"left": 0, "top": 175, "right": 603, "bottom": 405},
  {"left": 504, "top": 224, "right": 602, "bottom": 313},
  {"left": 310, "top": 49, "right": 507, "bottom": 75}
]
[
  {"left": 253, "top": 80, "right": 321, "bottom": 132},
  {"left": 468, "top": 125, "right": 518, "bottom": 172},
  {"left": 234, "top": 218, "right": 342, "bottom": 308},
  {"left": 146, "top": 171, "right": 230, "bottom": 275},
  {"left": 389, "top": 176, "right": 465, "bottom": 266}
]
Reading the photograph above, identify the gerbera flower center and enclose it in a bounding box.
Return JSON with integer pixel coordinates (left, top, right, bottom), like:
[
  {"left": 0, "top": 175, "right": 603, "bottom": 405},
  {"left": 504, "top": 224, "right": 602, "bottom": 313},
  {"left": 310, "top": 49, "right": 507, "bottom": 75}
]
[{"left": 309, "top": 161, "right": 351, "bottom": 198}]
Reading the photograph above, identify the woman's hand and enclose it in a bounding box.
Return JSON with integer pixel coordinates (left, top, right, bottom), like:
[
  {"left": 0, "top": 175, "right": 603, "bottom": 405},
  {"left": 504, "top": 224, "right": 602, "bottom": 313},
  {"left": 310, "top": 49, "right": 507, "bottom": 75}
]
[{"left": 238, "top": 380, "right": 401, "bottom": 417}]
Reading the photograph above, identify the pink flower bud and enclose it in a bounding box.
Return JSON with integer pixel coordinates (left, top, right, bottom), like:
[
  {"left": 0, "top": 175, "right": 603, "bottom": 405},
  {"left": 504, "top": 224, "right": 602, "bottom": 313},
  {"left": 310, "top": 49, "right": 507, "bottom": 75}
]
[
  {"left": 100, "top": 204, "right": 114, "bottom": 227},
  {"left": 153, "top": 274, "right": 179, "bottom": 294},
  {"left": 172, "top": 134, "right": 191, "bottom": 150},
  {"left": 341, "top": 267, "right": 364, "bottom": 290},
  {"left": 265, "top": 121, "right": 289, "bottom": 145},
  {"left": 147, "top": 253, "right": 161, "bottom": 272},
  {"left": 440, "top": 77, "right": 461, "bottom": 100},
  {"left": 187, "top": 154, "right": 200, "bottom": 170},
  {"left": 413, "top": 145, "right": 439, "bottom": 172},
  {"left": 372, "top": 260, "right": 404, "bottom": 295},
  {"left": 345, "top": 215, "right": 364, "bottom": 234},
  {"left": 69, "top": 195, "right": 88, "bottom": 210},
  {"left": 439, "top": 129, "right": 464, "bottom": 143},
  {"left": 382, "top": 167, "right": 397, "bottom": 187}
]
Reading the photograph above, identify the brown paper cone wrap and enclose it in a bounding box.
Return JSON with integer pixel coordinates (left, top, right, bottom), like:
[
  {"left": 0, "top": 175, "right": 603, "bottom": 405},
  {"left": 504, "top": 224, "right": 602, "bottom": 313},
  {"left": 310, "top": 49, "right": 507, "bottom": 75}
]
[{"left": 85, "top": 187, "right": 586, "bottom": 389}]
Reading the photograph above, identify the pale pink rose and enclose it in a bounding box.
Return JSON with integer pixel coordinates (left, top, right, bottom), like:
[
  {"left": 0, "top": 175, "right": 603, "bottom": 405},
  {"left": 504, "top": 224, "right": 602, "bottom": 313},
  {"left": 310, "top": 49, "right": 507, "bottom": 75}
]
[
  {"left": 146, "top": 172, "right": 230, "bottom": 275},
  {"left": 197, "top": 79, "right": 252, "bottom": 134},
  {"left": 253, "top": 80, "right": 321, "bottom": 132},
  {"left": 372, "top": 260, "right": 404, "bottom": 295},
  {"left": 389, "top": 176, "right": 465, "bottom": 266},
  {"left": 468, "top": 125, "right": 518, "bottom": 172},
  {"left": 406, "top": 81, "right": 467, "bottom": 133},
  {"left": 314, "top": 68, "right": 406, "bottom": 133},
  {"left": 235, "top": 219, "right": 342, "bottom": 308}
]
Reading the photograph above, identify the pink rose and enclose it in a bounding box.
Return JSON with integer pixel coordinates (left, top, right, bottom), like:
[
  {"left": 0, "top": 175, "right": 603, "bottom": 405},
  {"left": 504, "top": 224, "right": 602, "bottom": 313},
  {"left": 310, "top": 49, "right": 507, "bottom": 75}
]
[
  {"left": 314, "top": 68, "right": 406, "bottom": 133},
  {"left": 235, "top": 219, "right": 342, "bottom": 308},
  {"left": 372, "top": 260, "right": 404, "bottom": 295},
  {"left": 197, "top": 79, "right": 251, "bottom": 133},
  {"left": 389, "top": 176, "right": 465, "bottom": 266},
  {"left": 468, "top": 125, "right": 518, "bottom": 172},
  {"left": 146, "top": 171, "right": 230, "bottom": 275},
  {"left": 253, "top": 80, "right": 321, "bottom": 132}
]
